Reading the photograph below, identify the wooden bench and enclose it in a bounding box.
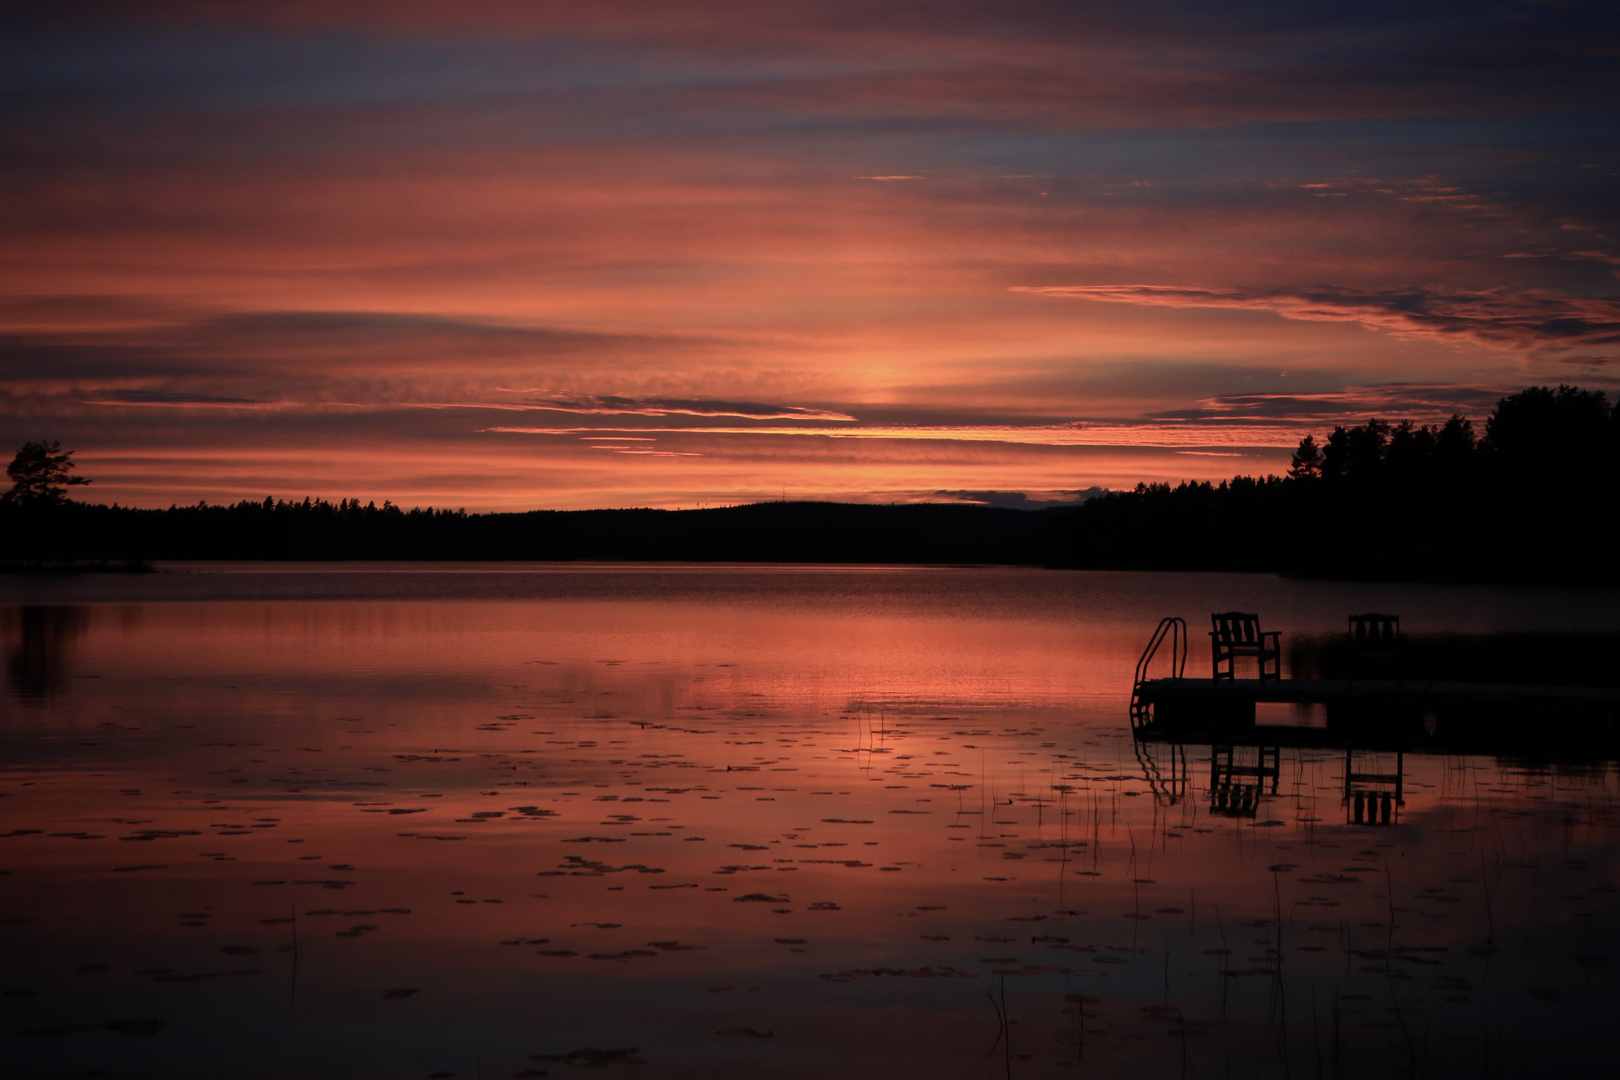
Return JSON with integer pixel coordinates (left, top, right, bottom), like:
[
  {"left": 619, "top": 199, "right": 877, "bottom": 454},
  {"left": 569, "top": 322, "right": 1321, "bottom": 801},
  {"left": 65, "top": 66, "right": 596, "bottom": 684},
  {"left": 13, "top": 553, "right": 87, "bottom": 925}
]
[{"left": 1209, "top": 611, "right": 1281, "bottom": 682}]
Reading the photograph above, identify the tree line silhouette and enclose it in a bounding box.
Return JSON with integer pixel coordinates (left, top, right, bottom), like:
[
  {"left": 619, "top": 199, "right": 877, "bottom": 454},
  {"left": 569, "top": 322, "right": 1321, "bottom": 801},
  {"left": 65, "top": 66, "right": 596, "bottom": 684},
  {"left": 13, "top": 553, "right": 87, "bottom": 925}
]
[
  {"left": 3, "top": 385, "right": 1615, "bottom": 583},
  {"left": 1046, "top": 384, "right": 1618, "bottom": 582},
  {"left": 1, "top": 491, "right": 1058, "bottom": 565}
]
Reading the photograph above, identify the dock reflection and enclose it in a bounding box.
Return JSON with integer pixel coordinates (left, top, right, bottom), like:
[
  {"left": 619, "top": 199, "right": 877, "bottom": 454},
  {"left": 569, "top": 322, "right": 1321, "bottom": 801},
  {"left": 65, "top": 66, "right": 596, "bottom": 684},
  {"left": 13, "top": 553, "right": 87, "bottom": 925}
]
[
  {"left": 4, "top": 605, "right": 87, "bottom": 702},
  {"left": 1139, "top": 740, "right": 1409, "bottom": 826}
]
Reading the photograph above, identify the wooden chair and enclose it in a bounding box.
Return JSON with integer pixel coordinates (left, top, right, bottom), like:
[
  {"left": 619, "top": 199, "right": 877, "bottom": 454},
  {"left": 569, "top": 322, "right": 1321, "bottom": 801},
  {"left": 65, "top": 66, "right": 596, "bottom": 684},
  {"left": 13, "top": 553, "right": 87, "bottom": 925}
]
[
  {"left": 1209, "top": 611, "right": 1281, "bottom": 682},
  {"left": 1348, "top": 613, "right": 1400, "bottom": 679}
]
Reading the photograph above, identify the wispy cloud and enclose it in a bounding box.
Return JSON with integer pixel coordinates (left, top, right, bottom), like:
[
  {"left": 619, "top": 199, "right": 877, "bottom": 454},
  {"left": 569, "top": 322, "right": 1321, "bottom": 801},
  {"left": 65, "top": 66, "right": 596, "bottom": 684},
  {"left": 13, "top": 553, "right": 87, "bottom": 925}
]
[
  {"left": 1150, "top": 383, "right": 1511, "bottom": 423},
  {"left": 938, "top": 487, "right": 1108, "bottom": 509},
  {"left": 1015, "top": 284, "right": 1620, "bottom": 363},
  {"left": 1293, "top": 176, "right": 1503, "bottom": 215},
  {"left": 79, "top": 389, "right": 266, "bottom": 407},
  {"left": 508, "top": 394, "right": 856, "bottom": 422},
  {"left": 487, "top": 423, "right": 1310, "bottom": 448}
]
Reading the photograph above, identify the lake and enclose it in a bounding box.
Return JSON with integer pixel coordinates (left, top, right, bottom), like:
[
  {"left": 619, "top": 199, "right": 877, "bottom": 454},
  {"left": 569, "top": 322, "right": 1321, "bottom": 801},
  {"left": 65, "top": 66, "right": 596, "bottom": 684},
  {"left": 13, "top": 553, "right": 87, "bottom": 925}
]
[{"left": 3, "top": 565, "right": 1619, "bottom": 1079}]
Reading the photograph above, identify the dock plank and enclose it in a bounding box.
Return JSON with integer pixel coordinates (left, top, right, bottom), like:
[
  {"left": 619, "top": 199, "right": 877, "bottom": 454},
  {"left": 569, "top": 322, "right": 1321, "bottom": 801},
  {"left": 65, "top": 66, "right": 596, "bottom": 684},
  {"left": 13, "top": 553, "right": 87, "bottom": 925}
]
[{"left": 1136, "top": 677, "right": 1620, "bottom": 708}]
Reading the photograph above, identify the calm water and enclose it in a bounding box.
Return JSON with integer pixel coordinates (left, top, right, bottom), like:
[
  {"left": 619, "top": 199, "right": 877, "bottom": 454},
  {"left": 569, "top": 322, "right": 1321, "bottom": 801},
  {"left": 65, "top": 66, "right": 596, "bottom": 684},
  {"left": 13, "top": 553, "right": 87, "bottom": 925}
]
[{"left": 3, "top": 565, "right": 1619, "bottom": 1080}]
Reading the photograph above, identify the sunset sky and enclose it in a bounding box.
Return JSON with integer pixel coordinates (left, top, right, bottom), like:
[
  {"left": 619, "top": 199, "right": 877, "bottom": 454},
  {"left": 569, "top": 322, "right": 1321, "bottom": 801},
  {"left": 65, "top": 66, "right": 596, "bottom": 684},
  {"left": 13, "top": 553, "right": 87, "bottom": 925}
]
[{"left": 4, "top": 1, "right": 1617, "bottom": 510}]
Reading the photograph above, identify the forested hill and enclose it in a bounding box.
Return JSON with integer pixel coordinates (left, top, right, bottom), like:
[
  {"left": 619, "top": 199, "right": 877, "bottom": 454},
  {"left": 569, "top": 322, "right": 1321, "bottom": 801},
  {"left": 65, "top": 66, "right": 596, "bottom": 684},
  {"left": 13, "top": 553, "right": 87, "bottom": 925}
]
[
  {"left": 0, "top": 498, "right": 1067, "bottom": 566},
  {"left": 1046, "top": 384, "right": 1619, "bottom": 583},
  {"left": 2, "top": 385, "right": 1616, "bottom": 585}
]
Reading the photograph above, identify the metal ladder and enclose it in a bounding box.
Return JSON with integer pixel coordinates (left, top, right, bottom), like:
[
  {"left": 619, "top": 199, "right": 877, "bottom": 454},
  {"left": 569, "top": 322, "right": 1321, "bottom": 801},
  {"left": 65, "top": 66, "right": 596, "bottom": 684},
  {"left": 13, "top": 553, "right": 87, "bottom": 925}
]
[{"left": 1130, "top": 616, "right": 1187, "bottom": 729}]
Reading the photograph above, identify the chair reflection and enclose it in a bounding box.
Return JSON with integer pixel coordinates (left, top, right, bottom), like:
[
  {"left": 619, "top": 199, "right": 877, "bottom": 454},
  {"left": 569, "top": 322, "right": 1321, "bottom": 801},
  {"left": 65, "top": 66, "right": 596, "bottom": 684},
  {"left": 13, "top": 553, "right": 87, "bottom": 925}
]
[
  {"left": 1136, "top": 740, "right": 1409, "bottom": 827},
  {"left": 1344, "top": 749, "right": 1404, "bottom": 825},
  {"left": 1208, "top": 744, "right": 1279, "bottom": 817}
]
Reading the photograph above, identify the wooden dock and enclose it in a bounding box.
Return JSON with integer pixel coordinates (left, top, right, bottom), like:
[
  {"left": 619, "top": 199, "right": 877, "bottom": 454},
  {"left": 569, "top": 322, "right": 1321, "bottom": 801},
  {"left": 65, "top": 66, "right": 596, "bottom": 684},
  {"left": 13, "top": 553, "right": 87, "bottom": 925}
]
[
  {"left": 1127, "top": 614, "right": 1620, "bottom": 755},
  {"left": 1138, "top": 676, "right": 1620, "bottom": 716},
  {"left": 1132, "top": 675, "right": 1620, "bottom": 751},
  {"left": 1126, "top": 618, "right": 1620, "bottom": 822}
]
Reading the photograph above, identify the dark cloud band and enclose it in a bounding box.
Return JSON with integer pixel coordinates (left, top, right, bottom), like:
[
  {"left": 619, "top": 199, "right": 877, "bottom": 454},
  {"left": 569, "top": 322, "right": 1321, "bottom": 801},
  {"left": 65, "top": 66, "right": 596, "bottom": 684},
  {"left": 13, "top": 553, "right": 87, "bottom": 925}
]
[{"left": 1016, "top": 284, "right": 1620, "bottom": 363}]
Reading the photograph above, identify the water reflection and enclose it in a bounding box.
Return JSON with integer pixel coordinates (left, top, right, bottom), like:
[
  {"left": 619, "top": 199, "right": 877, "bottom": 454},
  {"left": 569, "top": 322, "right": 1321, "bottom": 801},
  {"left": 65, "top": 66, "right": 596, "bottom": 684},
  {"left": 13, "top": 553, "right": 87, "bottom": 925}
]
[
  {"left": 1140, "top": 741, "right": 1410, "bottom": 825},
  {"left": 0, "top": 570, "right": 1617, "bottom": 1079},
  {"left": 3, "top": 605, "right": 87, "bottom": 702},
  {"left": 1211, "top": 744, "right": 1279, "bottom": 818},
  {"left": 1344, "top": 750, "right": 1405, "bottom": 826}
]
